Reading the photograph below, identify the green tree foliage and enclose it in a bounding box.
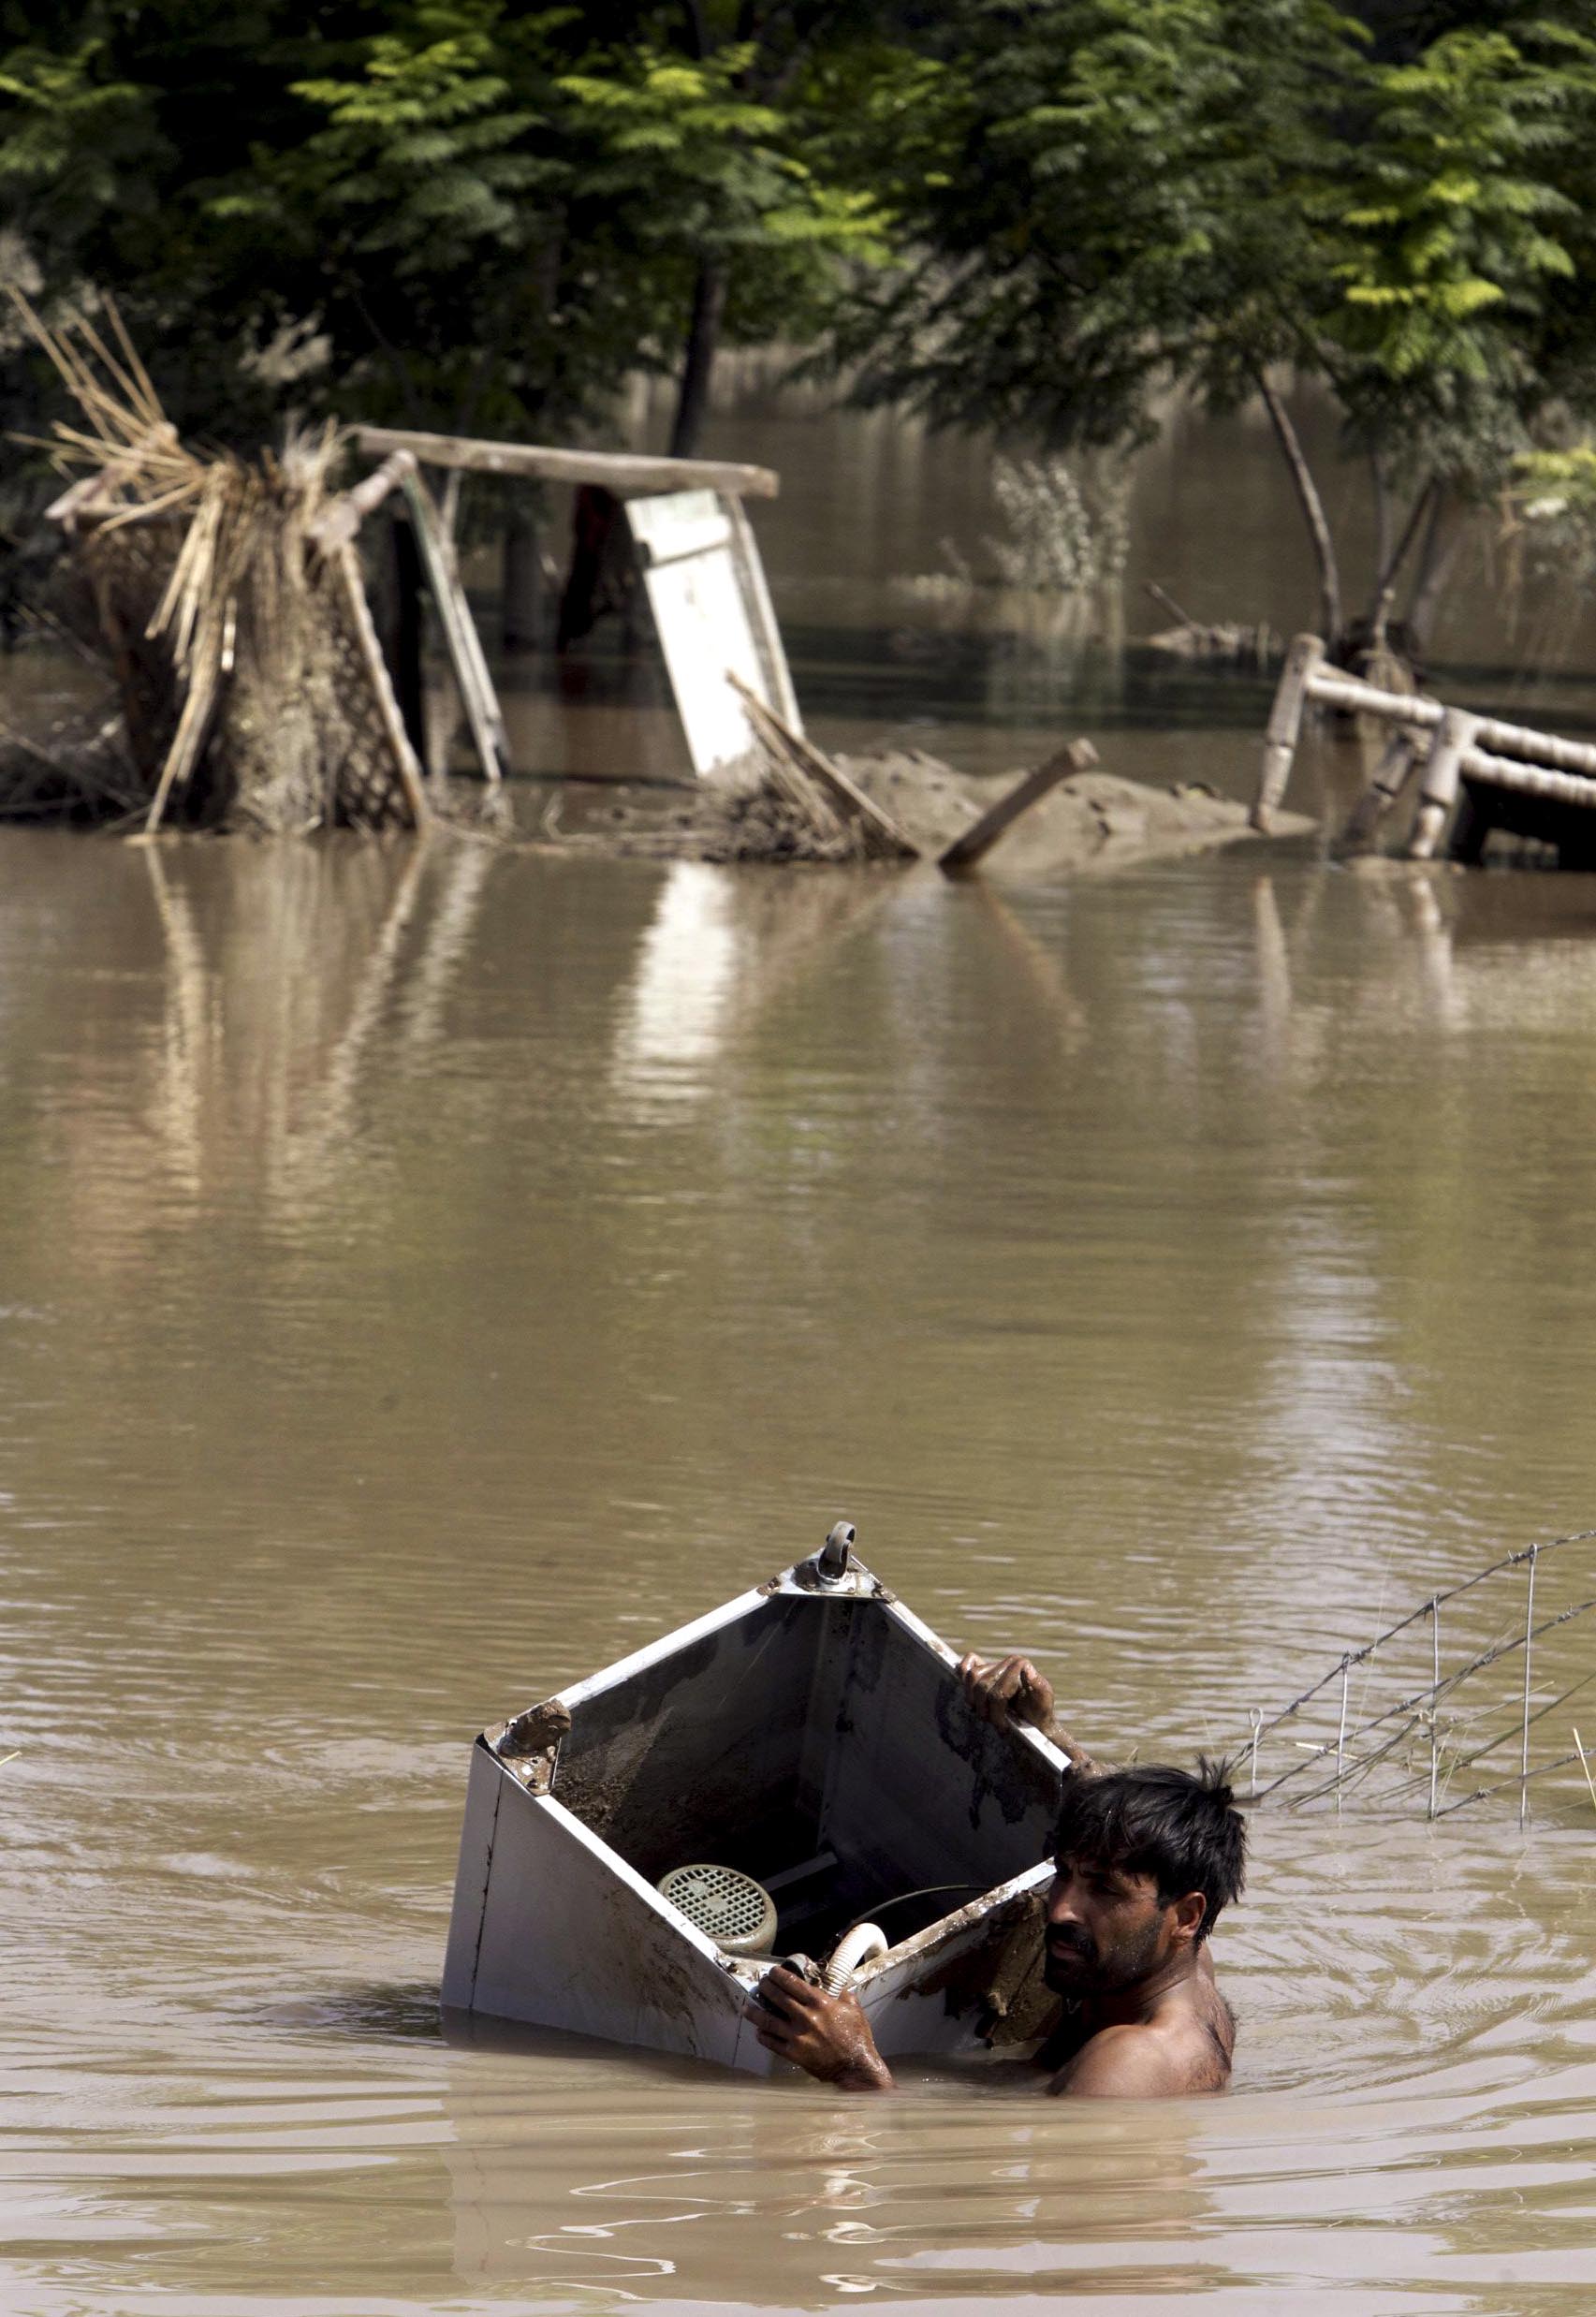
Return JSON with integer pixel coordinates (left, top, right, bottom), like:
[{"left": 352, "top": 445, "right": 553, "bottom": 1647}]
[
  {"left": 7, "top": 0, "right": 1596, "bottom": 655},
  {"left": 0, "top": 0, "right": 893, "bottom": 453},
  {"left": 841, "top": 0, "right": 1596, "bottom": 652}
]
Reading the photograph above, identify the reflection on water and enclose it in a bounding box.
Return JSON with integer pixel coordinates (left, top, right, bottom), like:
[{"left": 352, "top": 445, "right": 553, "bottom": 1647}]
[
  {"left": 613, "top": 859, "right": 895, "bottom": 1100},
  {"left": 2, "top": 826, "right": 1596, "bottom": 2312}
]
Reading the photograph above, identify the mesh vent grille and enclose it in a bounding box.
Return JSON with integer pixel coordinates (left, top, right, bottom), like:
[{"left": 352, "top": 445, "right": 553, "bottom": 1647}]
[{"left": 658, "top": 1863, "right": 777, "bottom": 1955}]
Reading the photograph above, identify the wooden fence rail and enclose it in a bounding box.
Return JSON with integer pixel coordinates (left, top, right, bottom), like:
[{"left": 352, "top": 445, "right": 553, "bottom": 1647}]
[
  {"left": 1252, "top": 633, "right": 1596, "bottom": 863},
  {"left": 351, "top": 426, "right": 779, "bottom": 503}
]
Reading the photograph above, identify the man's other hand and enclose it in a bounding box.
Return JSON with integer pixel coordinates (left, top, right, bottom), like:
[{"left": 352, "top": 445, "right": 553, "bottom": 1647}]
[
  {"left": 751, "top": 1967, "right": 894, "bottom": 2090},
  {"left": 958, "top": 1651, "right": 1056, "bottom": 1733}
]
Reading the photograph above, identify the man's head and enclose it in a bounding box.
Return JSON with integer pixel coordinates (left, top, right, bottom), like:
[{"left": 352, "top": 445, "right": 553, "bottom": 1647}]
[{"left": 1044, "top": 1759, "right": 1247, "bottom": 1999}]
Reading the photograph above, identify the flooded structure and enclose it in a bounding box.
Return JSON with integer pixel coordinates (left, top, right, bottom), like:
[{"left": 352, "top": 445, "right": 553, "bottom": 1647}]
[
  {"left": 442, "top": 1524, "right": 1067, "bottom": 2072},
  {"left": 1254, "top": 630, "right": 1596, "bottom": 864}
]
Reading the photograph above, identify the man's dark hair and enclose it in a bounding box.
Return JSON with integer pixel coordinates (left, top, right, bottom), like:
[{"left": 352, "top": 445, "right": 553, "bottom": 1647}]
[{"left": 1054, "top": 1757, "right": 1246, "bottom": 1943}]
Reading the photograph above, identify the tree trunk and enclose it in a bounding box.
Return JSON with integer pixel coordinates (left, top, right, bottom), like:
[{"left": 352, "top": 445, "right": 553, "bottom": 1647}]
[
  {"left": 556, "top": 485, "right": 627, "bottom": 651},
  {"left": 1256, "top": 373, "right": 1341, "bottom": 646},
  {"left": 502, "top": 499, "right": 543, "bottom": 649},
  {"left": 668, "top": 258, "right": 728, "bottom": 462},
  {"left": 1376, "top": 477, "right": 1435, "bottom": 605}
]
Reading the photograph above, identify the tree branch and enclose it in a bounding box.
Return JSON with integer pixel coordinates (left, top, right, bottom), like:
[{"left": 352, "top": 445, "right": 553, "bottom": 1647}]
[
  {"left": 1256, "top": 371, "right": 1341, "bottom": 644},
  {"left": 1404, "top": 486, "right": 1465, "bottom": 655},
  {"left": 1377, "top": 476, "right": 1436, "bottom": 604}
]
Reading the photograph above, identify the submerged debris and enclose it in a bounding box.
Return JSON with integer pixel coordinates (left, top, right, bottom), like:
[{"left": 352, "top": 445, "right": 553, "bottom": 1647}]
[
  {"left": 6, "top": 295, "right": 426, "bottom": 835},
  {"left": 0, "top": 693, "right": 142, "bottom": 825},
  {"left": 593, "top": 756, "right": 881, "bottom": 864},
  {"left": 564, "top": 740, "right": 1305, "bottom": 873},
  {"left": 1143, "top": 584, "right": 1279, "bottom": 667}
]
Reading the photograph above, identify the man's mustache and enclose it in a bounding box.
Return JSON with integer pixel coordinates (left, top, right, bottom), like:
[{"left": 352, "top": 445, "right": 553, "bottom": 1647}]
[{"left": 1046, "top": 1929, "right": 1095, "bottom": 1962}]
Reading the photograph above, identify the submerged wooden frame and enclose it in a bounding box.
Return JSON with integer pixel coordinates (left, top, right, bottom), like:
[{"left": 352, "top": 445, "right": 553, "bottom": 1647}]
[{"left": 1253, "top": 631, "right": 1596, "bottom": 861}]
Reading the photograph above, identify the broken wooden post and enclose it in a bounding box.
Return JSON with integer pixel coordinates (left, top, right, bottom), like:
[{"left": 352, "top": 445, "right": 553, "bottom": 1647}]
[
  {"left": 728, "top": 677, "right": 918, "bottom": 858},
  {"left": 333, "top": 545, "right": 430, "bottom": 828},
  {"left": 1336, "top": 730, "right": 1420, "bottom": 853},
  {"left": 399, "top": 469, "right": 510, "bottom": 785},
  {"left": 938, "top": 740, "right": 1098, "bottom": 872},
  {"left": 306, "top": 448, "right": 416, "bottom": 556},
  {"left": 1252, "top": 633, "right": 1325, "bottom": 832},
  {"left": 1407, "top": 709, "right": 1479, "bottom": 859}
]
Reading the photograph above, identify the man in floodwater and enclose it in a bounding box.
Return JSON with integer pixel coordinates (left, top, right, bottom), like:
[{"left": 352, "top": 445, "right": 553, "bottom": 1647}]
[{"left": 752, "top": 1653, "right": 1246, "bottom": 2096}]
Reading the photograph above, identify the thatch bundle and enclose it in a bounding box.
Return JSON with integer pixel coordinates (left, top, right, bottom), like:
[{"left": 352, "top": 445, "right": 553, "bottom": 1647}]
[{"left": 10, "top": 297, "right": 426, "bottom": 835}]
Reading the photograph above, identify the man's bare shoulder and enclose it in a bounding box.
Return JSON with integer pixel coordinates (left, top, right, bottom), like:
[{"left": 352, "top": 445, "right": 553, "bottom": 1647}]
[{"left": 1047, "top": 1976, "right": 1234, "bottom": 2099}]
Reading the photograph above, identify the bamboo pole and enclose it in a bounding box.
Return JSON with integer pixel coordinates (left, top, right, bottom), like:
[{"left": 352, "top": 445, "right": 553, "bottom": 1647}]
[
  {"left": 1461, "top": 747, "right": 1596, "bottom": 810},
  {"left": 1338, "top": 730, "right": 1421, "bottom": 853},
  {"left": 144, "top": 636, "right": 223, "bottom": 835},
  {"left": 307, "top": 449, "right": 417, "bottom": 554},
  {"left": 1306, "top": 673, "right": 1441, "bottom": 729},
  {"left": 334, "top": 545, "right": 430, "bottom": 829},
  {"left": 1476, "top": 716, "right": 1596, "bottom": 779},
  {"left": 400, "top": 472, "right": 509, "bottom": 785},
  {"left": 43, "top": 421, "right": 180, "bottom": 525},
  {"left": 1306, "top": 666, "right": 1596, "bottom": 782},
  {"left": 1252, "top": 633, "right": 1325, "bottom": 831},
  {"left": 1407, "top": 708, "right": 1478, "bottom": 859}
]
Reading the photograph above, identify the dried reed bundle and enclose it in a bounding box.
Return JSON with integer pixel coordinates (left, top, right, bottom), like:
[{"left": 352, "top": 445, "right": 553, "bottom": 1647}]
[{"left": 7, "top": 291, "right": 425, "bottom": 835}]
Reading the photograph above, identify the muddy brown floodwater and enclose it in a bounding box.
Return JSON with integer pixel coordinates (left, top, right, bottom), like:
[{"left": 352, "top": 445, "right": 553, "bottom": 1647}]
[{"left": 3, "top": 399, "right": 1596, "bottom": 2314}]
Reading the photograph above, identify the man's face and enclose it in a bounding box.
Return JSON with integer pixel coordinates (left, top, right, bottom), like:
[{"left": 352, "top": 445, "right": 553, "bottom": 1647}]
[{"left": 1044, "top": 1853, "right": 1177, "bottom": 1998}]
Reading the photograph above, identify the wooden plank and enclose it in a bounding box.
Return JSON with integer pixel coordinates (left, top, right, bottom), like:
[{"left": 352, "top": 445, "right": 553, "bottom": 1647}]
[
  {"left": 335, "top": 543, "right": 430, "bottom": 828},
  {"left": 307, "top": 448, "right": 416, "bottom": 553},
  {"left": 627, "top": 491, "right": 733, "bottom": 568},
  {"left": 725, "top": 494, "right": 801, "bottom": 728},
  {"left": 353, "top": 424, "right": 779, "bottom": 502},
  {"left": 730, "top": 677, "right": 919, "bottom": 858},
  {"left": 626, "top": 490, "right": 786, "bottom": 776},
  {"left": 937, "top": 739, "right": 1097, "bottom": 872},
  {"left": 399, "top": 472, "right": 509, "bottom": 785}
]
